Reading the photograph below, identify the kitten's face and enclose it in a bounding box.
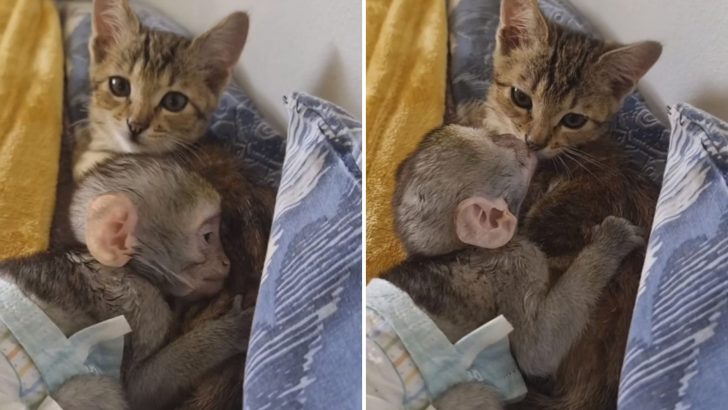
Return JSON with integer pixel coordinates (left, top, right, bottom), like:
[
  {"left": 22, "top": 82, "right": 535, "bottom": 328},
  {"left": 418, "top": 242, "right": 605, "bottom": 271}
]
[
  {"left": 90, "top": 32, "right": 217, "bottom": 153},
  {"left": 486, "top": 0, "right": 661, "bottom": 159},
  {"left": 88, "top": 0, "right": 248, "bottom": 154}
]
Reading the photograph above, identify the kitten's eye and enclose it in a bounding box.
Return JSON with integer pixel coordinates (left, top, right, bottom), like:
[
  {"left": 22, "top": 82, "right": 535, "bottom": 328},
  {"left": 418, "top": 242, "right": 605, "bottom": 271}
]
[
  {"left": 160, "top": 92, "right": 188, "bottom": 112},
  {"left": 510, "top": 87, "right": 532, "bottom": 110},
  {"left": 561, "top": 113, "right": 588, "bottom": 129},
  {"left": 108, "top": 76, "right": 130, "bottom": 97}
]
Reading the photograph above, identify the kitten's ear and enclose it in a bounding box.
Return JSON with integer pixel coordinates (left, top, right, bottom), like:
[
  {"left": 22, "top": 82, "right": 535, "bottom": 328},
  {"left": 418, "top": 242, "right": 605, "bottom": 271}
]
[
  {"left": 597, "top": 41, "right": 662, "bottom": 98},
  {"left": 455, "top": 197, "right": 517, "bottom": 249},
  {"left": 496, "top": 0, "right": 548, "bottom": 55},
  {"left": 86, "top": 193, "right": 138, "bottom": 267},
  {"left": 91, "top": 0, "right": 140, "bottom": 63},
  {"left": 192, "top": 12, "right": 249, "bottom": 92}
]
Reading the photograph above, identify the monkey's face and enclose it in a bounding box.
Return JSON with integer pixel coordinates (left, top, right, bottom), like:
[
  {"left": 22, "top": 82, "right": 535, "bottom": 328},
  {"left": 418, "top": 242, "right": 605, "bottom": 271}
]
[
  {"left": 174, "top": 212, "right": 231, "bottom": 300},
  {"left": 128, "top": 195, "right": 231, "bottom": 301},
  {"left": 159, "top": 199, "right": 231, "bottom": 301}
]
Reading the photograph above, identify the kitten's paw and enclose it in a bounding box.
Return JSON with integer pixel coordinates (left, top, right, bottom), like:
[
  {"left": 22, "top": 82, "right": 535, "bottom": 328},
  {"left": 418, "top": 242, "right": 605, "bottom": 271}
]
[
  {"left": 592, "top": 216, "right": 646, "bottom": 257},
  {"left": 433, "top": 382, "right": 503, "bottom": 410}
]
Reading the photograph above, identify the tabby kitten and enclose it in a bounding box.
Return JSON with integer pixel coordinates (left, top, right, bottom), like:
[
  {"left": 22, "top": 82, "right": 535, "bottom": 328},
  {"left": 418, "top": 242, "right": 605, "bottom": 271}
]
[
  {"left": 73, "top": 0, "right": 248, "bottom": 180},
  {"left": 457, "top": 1, "right": 662, "bottom": 409}
]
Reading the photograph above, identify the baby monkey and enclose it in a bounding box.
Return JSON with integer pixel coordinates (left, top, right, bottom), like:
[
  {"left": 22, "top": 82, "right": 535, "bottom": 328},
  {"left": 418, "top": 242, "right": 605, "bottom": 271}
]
[
  {"left": 367, "top": 125, "right": 644, "bottom": 410},
  {"left": 0, "top": 155, "right": 252, "bottom": 410}
]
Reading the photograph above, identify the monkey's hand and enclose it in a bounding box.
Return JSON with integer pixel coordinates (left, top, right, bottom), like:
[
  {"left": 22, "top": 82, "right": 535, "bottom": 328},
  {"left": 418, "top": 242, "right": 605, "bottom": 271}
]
[
  {"left": 125, "top": 295, "right": 254, "bottom": 410},
  {"left": 590, "top": 215, "right": 646, "bottom": 262},
  {"left": 517, "top": 216, "right": 646, "bottom": 377},
  {"left": 212, "top": 295, "right": 255, "bottom": 353},
  {"left": 432, "top": 382, "right": 503, "bottom": 410}
]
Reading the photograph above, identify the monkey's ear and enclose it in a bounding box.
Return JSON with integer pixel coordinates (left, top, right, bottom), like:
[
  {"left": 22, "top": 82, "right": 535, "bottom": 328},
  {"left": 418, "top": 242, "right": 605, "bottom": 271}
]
[
  {"left": 86, "top": 193, "right": 138, "bottom": 267},
  {"left": 455, "top": 197, "right": 517, "bottom": 249}
]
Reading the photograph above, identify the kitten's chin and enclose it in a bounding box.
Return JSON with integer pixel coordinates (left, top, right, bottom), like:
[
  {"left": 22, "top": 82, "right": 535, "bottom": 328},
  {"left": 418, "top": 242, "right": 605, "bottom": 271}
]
[{"left": 535, "top": 148, "right": 561, "bottom": 160}]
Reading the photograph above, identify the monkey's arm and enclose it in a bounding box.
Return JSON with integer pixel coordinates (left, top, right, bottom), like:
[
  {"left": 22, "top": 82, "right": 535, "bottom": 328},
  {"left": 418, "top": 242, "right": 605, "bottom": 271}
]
[
  {"left": 0, "top": 249, "right": 99, "bottom": 313},
  {"left": 53, "top": 375, "right": 129, "bottom": 410},
  {"left": 512, "top": 216, "right": 644, "bottom": 377},
  {"left": 124, "top": 297, "right": 253, "bottom": 410}
]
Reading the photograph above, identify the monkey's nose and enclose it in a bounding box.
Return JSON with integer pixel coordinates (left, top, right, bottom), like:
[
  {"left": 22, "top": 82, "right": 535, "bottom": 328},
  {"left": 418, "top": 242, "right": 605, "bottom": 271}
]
[{"left": 126, "top": 119, "right": 148, "bottom": 141}]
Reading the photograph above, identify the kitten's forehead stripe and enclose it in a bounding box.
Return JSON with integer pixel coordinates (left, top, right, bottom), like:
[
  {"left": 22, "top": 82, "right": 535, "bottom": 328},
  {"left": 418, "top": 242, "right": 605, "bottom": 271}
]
[
  {"left": 533, "top": 24, "right": 604, "bottom": 103},
  {"left": 129, "top": 29, "right": 191, "bottom": 88}
]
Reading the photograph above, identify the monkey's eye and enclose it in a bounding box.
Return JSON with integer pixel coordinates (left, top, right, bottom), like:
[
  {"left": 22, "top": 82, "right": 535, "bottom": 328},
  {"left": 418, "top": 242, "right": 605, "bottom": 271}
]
[
  {"left": 561, "top": 113, "right": 588, "bottom": 129},
  {"left": 202, "top": 232, "right": 213, "bottom": 244},
  {"left": 510, "top": 87, "right": 532, "bottom": 110},
  {"left": 160, "top": 92, "right": 188, "bottom": 112},
  {"left": 109, "top": 76, "right": 131, "bottom": 97}
]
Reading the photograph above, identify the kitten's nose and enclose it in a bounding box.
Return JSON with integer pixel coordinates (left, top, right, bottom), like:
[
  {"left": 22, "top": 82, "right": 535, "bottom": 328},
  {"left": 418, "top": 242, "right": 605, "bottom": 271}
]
[{"left": 126, "top": 119, "right": 148, "bottom": 141}]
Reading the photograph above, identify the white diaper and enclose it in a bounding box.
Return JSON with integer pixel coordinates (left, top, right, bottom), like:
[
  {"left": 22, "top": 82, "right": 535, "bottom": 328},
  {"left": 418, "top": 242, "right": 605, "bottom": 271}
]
[
  {"left": 366, "top": 279, "right": 526, "bottom": 410},
  {"left": 0, "top": 280, "right": 131, "bottom": 409}
]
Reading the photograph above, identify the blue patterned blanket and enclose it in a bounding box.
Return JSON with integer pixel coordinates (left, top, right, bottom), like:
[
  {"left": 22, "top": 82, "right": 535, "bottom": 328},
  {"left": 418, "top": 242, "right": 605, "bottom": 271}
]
[{"left": 619, "top": 104, "right": 728, "bottom": 409}]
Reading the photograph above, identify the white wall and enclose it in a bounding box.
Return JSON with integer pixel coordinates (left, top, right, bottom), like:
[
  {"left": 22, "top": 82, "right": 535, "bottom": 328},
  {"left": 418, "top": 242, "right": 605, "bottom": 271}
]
[
  {"left": 140, "top": 0, "right": 362, "bottom": 133},
  {"left": 570, "top": 0, "right": 728, "bottom": 123}
]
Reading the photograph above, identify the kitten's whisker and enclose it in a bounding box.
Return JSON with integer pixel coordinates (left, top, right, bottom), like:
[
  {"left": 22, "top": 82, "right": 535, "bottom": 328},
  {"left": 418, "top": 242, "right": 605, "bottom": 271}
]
[
  {"left": 563, "top": 148, "right": 605, "bottom": 172},
  {"left": 556, "top": 156, "right": 573, "bottom": 180},
  {"left": 564, "top": 147, "right": 609, "bottom": 170},
  {"left": 169, "top": 138, "right": 204, "bottom": 164},
  {"left": 69, "top": 119, "right": 92, "bottom": 131},
  {"left": 562, "top": 151, "right": 606, "bottom": 184}
]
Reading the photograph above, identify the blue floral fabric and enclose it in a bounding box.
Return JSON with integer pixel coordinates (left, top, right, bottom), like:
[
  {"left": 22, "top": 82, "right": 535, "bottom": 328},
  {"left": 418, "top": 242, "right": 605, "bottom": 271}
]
[
  {"left": 447, "top": 0, "right": 669, "bottom": 183},
  {"left": 244, "top": 93, "right": 362, "bottom": 410},
  {"left": 619, "top": 104, "right": 728, "bottom": 410}
]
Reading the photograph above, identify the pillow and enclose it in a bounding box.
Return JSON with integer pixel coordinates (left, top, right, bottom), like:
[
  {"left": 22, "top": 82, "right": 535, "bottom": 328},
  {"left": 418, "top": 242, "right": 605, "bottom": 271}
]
[
  {"left": 619, "top": 104, "right": 728, "bottom": 409},
  {"left": 244, "top": 92, "right": 362, "bottom": 409},
  {"left": 447, "top": 0, "right": 670, "bottom": 184},
  {"left": 59, "top": 2, "right": 285, "bottom": 187}
]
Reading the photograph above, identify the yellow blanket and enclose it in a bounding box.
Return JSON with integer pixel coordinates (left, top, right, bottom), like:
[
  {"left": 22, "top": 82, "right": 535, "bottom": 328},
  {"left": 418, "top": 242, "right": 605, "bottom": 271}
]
[
  {"left": 366, "top": 0, "right": 448, "bottom": 280},
  {"left": 0, "top": 0, "right": 63, "bottom": 259}
]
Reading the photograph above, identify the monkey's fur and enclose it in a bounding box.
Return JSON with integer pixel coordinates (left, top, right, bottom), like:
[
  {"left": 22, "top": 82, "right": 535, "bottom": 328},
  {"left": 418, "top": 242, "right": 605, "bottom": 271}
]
[
  {"left": 380, "top": 125, "right": 644, "bottom": 409},
  {"left": 169, "top": 144, "right": 275, "bottom": 410},
  {"left": 0, "top": 155, "right": 254, "bottom": 410}
]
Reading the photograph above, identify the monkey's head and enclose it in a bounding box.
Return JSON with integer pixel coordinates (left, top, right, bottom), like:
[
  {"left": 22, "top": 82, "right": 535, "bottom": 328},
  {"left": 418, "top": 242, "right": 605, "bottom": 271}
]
[
  {"left": 70, "top": 155, "right": 230, "bottom": 301},
  {"left": 393, "top": 125, "right": 538, "bottom": 257}
]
